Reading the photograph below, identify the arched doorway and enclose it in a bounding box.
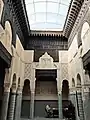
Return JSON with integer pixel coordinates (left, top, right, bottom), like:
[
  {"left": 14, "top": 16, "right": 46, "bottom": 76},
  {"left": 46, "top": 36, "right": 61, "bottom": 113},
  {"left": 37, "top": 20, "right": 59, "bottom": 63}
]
[
  {"left": 21, "top": 79, "right": 31, "bottom": 118},
  {"left": 62, "top": 80, "right": 69, "bottom": 100},
  {"left": 77, "top": 73, "right": 81, "bottom": 86},
  {"left": 62, "top": 80, "right": 76, "bottom": 119},
  {"left": 34, "top": 69, "right": 58, "bottom": 118}
]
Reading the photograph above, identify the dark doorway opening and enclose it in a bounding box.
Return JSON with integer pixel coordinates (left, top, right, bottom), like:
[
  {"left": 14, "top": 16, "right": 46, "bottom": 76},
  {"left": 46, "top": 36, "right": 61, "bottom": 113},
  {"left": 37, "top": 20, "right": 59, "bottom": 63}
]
[
  {"left": 21, "top": 79, "right": 31, "bottom": 118},
  {"left": 62, "top": 80, "right": 76, "bottom": 120},
  {"left": 62, "top": 80, "right": 69, "bottom": 100},
  {"left": 34, "top": 69, "right": 58, "bottom": 118}
]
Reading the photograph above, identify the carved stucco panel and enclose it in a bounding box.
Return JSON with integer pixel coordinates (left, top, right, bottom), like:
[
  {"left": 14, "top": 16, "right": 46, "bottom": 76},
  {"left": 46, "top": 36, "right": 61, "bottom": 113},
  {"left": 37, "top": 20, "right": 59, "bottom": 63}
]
[
  {"left": 24, "top": 63, "right": 32, "bottom": 80},
  {"left": 61, "top": 63, "right": 68, "bottom": 80},
  {"left": 36, "top": 52, "right": 57, "bottom": 69}
]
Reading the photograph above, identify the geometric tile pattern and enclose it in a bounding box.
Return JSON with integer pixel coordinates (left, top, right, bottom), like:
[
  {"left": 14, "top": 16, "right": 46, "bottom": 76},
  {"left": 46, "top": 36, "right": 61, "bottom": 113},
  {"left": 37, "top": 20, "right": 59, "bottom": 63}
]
[
  {"left": 61, "top": 63, "right": 68, "bottom": 80},
  {"left": 24, "top": 63, "right": 32, "bottom": 80}
]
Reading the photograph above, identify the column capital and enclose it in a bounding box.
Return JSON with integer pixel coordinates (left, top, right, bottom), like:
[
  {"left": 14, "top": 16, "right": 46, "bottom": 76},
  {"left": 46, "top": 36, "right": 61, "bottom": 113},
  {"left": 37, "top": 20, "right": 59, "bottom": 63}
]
[
  {"left": 5, "top": 68, "right": 9, "bottom": 74},
  {"left": 76, "top": 86, "right": 82, "bottom": 92},
  {"left": 31, "top": 90, "right": 35, "bottom": 94},
  {"left": 11, "top": 87, "right": 17, "bottom": 93},
  {"left": 17, "top": 87, "right": 22, "bottom": 94},
  {"left": 69, "top": 87, "right": 76, "bottom": 92},
  {"left": 76, "top": 89, "right": 82, "bottom": 93},
  {"left": 4, "top": 82, "right": 10, "bottom": 92},
  {"left": 4, "top": 87, "right": 10, "bottom": 93},
  {"left": 83, "top": 87, "right": 89, "bottom": 93},
  {"left": 11, "top": 83, "right": 17, "bottom": 93},
  {"left": 58, "top": 90, "right": 62, "bottom": 95},
  {"left": 69, "top": 90, "right": 76, "bottom": 95}
]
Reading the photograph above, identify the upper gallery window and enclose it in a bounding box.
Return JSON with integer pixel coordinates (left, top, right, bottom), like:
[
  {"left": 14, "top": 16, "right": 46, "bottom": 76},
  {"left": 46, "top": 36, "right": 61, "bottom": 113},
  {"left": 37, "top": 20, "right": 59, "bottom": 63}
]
[
  {"left": 81, "top": 22, "right": 90, "bottom": 39},
  {"left": 25, "top": 0, "right": 71, "bottom": 31}
]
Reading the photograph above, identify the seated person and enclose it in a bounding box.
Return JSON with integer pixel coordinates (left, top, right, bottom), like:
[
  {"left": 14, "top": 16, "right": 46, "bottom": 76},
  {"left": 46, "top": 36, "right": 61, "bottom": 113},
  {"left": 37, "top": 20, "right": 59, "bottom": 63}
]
[{"left": 45, "top": 105, "right": 53, "bottom": 118}]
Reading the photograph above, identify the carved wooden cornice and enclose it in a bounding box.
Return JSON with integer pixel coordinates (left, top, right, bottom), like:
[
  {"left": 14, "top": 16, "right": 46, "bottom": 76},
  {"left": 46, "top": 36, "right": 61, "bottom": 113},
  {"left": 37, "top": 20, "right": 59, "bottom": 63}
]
[
  {"left": 31, "top": 30, "right": 63, "bottom": 37},
  {"left": 30, "top": 31, "right": 67, "bottom": 39},
  {"left": 68, "top": 0, "right": 90, "bottom": 47},
  {"left": 63, "top": 0, "right": 84, "bottom": 38},
  {"left": 7, "top": 0, "right": 30, "bottom": 37}
]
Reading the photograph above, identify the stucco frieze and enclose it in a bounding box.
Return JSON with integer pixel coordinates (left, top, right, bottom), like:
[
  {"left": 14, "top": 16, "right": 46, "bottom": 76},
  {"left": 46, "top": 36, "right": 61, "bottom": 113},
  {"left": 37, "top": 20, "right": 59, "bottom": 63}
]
[
  {"left": 35, "top": 52, "right": 57, "bottom": 69},
  {"left": 24, "top": 63, "right": 32, "bottom": 80}
]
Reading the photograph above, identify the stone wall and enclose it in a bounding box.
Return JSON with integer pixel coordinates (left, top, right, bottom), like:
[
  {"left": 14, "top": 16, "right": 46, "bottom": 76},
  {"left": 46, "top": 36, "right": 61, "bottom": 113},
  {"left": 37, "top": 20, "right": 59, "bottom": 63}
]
[{"left": 68, "top": 2, "right": 90, "bottom": 120}]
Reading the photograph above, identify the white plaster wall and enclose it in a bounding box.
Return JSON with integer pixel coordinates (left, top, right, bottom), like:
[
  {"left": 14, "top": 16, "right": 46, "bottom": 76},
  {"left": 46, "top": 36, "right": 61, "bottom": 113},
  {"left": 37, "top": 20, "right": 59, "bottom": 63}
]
[
  {"left": 68, "top": 34, "right": 84, "bottom": 88},
  {"left": 0, "top": 24, "right": 12, "bottom": 55},
  {"left": 24, "top": 50, "right": 34, "bottom": 63},
  {"left": 9, "top": 38, "right": 25, "bottom": 90},
  {"left": 35, "top": 96, "right": 58, "bottom": 100},
  {"left": 82, "top": 25, "right": 90, "bottom": 56},
  {"left": 59, "top": 51, "right": 68, "bottom": 88},
  {"left": 68, "top": 34, "right": 78, "bottom": 62},
  {"left": 59, "top": 50, "right": 68, "bottom": 63}
]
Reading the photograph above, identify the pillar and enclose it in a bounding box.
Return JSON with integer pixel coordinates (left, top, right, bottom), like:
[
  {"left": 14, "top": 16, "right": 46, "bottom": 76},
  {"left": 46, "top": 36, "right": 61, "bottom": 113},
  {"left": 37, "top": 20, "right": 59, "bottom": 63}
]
[
  {"left": 30, "top": 67, "right": 35, "bottom": 119},
  {"left": 8, "top": 88, "right": 16, "bottom": 120},
  {"left": 0, "top": 68, "right": 10, "bottom": 120},
  {"left": 56, "top": 67, "right": 63, "bottom": 119},
  {"left": 14, "top": 87, "right": 22, "bottom": 120},
  {"left": 58, "top": 91, "right": 63, "bottom": 119},
  {"left": 30, "top": 91, "right": 35, "bottom": 119},
  {"left": 0, "top": 87, "right": 10, "bottom": 120}
]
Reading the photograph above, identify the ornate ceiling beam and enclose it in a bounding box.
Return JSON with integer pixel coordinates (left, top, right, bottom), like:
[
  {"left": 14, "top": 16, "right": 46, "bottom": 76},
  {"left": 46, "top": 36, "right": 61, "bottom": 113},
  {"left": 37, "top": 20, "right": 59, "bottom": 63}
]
[
  {"left": 10, "top": 0, "right": 30, "bottom": 37},
  {"left": 63, "top": 0, "right": 84, "bottom": 38}
]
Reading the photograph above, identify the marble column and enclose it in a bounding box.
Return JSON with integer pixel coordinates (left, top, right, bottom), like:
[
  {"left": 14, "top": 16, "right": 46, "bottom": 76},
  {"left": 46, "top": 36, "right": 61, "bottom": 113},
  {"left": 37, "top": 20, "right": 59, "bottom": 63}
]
[
  {"left": 58, "top": 91, "right": 63, "bottom": 119},
  {"left": 14, "top": 88, "right": 22, "bottom": 120},
  {"left": 1, "top": 68, "right": 10, "bottom": 120},
  {"left": 0, "top": 88, "right": 10, "bottom": 120},
  {"left": 30, "top": 67, "right": 35, "bottom": 119},
  {"left": 30, "top": 91, "right": 35, "bottom": 119},
  {"left": 8, "top": 90, "right": 16, "bottom": 120}
]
